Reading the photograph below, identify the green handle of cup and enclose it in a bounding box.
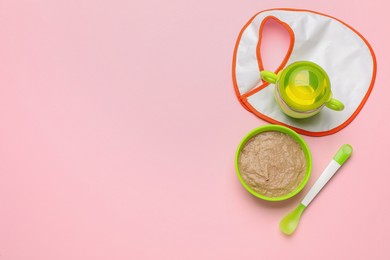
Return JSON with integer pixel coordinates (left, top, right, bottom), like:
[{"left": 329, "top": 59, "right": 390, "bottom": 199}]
[
  {"left": 325, "top": 98, "right": 344, "bottom": 111},
  {"left": 260, "top": 70, "right": 278, "bottom": 84}
]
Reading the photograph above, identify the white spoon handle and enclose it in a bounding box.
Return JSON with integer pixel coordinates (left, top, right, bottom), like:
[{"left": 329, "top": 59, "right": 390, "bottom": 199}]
[{"left": 301, "top": 144, "right": 352, "bottom": 207}]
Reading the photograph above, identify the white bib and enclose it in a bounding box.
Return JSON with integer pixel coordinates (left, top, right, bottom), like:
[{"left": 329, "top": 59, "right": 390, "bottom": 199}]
[{"left": 232, "top": 9, "right": 377, "bottom": 136}]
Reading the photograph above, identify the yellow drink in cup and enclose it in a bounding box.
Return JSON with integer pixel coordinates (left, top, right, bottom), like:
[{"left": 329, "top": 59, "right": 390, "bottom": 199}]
[{"left": 261, "top": 61, "right": 344, "bottom": 119}]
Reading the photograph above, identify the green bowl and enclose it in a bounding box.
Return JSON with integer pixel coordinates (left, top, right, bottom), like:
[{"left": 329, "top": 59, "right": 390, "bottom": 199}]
[{"left": 235, "top": 125, "right": 312, "bottom": 201}]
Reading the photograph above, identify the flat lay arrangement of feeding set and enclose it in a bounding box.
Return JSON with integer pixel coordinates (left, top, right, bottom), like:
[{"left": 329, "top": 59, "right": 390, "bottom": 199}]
[{"left": 232, "top": 9, "right": 376, "bottom": 235}]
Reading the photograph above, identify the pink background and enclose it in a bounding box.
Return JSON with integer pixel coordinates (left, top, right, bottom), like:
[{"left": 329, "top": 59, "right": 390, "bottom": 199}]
[{"left": 0, "top": 0, "right": 389, "bottom": 259}]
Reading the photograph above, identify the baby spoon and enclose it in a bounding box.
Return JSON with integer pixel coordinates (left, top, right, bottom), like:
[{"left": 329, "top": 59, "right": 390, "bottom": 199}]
[{"left": 280, "top": 144, "right": 353, "bottom": 235}]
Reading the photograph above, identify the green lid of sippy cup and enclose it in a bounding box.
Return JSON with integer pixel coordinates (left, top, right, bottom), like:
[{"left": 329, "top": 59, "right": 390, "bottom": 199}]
[{"left": 278, "top": 61, "right": 332, "bottom": 112}]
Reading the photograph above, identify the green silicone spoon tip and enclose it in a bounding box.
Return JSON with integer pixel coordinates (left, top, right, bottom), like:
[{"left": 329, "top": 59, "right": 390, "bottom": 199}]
[
  {"left": 279, "top": 204, "right": 306, "bottom": 235},
  {"left": 279, "top": 144, "right": 353, "bottom": 235}
]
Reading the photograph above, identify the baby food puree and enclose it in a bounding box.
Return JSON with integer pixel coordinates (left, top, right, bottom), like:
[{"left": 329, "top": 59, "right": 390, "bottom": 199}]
[{"left": 238, "top": 131, "right": 306, "bottom": 198}]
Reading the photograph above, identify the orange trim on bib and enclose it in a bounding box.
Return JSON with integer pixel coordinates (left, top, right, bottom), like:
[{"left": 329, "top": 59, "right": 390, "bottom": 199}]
[{"left": 241, "top": 16, "right": 295, "bottom": 100}]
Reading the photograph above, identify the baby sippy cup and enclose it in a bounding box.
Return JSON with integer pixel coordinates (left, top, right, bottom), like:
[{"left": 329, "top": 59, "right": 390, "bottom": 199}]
[{"left": 260, "top": 61, "right": 344, "bottom": 119}]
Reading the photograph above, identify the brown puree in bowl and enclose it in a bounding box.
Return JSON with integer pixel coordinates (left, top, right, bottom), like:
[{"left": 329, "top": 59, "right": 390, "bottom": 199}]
[{"left": 238, "top": 131, "right": 306, "bottom": 198}]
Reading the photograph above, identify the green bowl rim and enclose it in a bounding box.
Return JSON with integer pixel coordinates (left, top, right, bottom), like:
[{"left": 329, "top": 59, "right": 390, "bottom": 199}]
[{"left": 235, "top": 125, "right": 312, "bottom": 201}]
